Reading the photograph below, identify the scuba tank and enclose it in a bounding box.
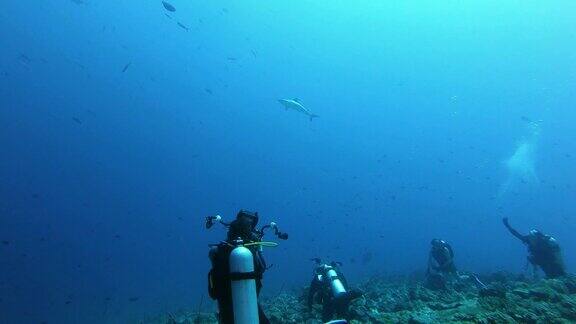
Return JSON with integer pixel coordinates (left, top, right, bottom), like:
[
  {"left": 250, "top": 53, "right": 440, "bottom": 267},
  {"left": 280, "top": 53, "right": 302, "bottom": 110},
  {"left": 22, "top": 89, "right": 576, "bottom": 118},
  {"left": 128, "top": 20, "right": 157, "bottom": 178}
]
[
  {"left": 309, "top": 259, "right": 361, "bottom": 323},
  {"left": 311, "top": 260, "right": 347, "bottom": 298},
  {"left": 325, "top": 266, "right": 347, "bottom": 297},
  {"left": 229, "top": 243, "right": 259, "bottom": 324}
]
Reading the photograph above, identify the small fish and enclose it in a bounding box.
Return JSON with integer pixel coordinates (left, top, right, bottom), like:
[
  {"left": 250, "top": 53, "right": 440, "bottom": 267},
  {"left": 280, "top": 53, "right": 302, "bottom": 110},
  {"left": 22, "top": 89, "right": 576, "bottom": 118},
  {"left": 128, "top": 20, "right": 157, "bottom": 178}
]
[
  {"left": 1, "top": 241, "right": 9, "bottom": 246},
  {"left": 204, "top": 88, "right": 213, "bottom": 95},
  {"left": 521, "top": 115, "right": 543, "bottom": 125},
  {"left": 72, "top": 117, "right": 82, "bottom": 124},
  {"left": 310, "top": 258, "right": 322, "bottom": 264},
  {"left": 162, "top": 1, "right": 176, "bottom": 12},
  {"left": 18, "top": 54, "right": 31, "bottom": 65},
  {"left": 227, "top": 57, "right": 237, "bottom": 61},
  {"left": 177, "top": 22, "right": 189, "bottom": 31},
  {"left": 128, "top": 297, "right": 139, "bottom": 302},
  {"left": 122, "top": 62, "right": 131, "bottom": 73},
  {"left": 521, "top": 116, "right": 532, "bottom": 123},
  {"left": 70, "top": 60, "right": 85, "bottom": 70}
]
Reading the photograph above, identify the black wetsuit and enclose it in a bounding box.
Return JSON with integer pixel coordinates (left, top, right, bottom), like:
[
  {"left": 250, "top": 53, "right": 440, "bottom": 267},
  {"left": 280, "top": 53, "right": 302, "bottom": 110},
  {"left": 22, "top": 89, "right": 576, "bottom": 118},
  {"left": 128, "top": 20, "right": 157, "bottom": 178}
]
[
  {"left": 504, "top": 220, "right": 566, "bottom": 278},
  {"left": 208, "top": 242, "right": 269, "bottom": 324},
  {"left": 428, "top": 242, "right": 457, "bottom": 275},
  {"left": 426, "top": 241, "right": 457, "bottom": 289}
]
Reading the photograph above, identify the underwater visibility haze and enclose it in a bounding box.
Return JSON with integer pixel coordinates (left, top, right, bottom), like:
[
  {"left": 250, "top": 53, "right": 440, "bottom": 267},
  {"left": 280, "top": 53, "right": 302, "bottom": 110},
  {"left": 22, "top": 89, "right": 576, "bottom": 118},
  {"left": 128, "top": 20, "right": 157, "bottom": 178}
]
[{"left": 1, "top": 1, "right": 575, "bottom": 323}]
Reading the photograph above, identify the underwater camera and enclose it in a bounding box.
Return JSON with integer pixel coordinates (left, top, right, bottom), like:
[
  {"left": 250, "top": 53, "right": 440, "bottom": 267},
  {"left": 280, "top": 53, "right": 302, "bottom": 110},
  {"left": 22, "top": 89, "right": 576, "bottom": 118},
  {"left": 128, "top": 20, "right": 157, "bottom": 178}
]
[{"left": 205, "top": 211, "right": 288, "bottom": 241}]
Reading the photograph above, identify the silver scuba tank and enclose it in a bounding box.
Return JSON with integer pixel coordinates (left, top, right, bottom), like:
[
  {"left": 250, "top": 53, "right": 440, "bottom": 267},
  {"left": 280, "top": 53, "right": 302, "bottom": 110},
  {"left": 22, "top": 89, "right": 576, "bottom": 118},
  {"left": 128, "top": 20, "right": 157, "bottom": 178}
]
[
  {"left": 325, "top": 266, "right": 346, "bottom": 297},
  {"left": 229, "top": 245, "right": 259, "bottom": 324}
]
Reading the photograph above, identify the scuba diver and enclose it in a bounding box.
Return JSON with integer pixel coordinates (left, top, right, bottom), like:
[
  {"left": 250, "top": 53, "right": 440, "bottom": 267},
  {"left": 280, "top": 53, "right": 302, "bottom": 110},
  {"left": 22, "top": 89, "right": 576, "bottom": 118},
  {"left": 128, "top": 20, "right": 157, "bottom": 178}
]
[
  {"left": 206, "top": 210, "right": 288, "bottom": 324},
  {"left": 502, "top": 217, "right": 566, "bottom": 278},
  {"left": 425, "top": 239, "right": 489, "bottom": 292},
  {"left": 307, "top": 259, "right": 362, "bottom": 322},
  {"left": 426, "top": 239, "right": 458, "bottom": 290}
]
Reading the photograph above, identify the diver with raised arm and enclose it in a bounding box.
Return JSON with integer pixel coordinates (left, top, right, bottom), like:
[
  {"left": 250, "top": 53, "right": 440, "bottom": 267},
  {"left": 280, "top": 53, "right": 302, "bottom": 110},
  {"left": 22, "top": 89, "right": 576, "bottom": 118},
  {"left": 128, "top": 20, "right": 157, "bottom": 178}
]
[{"left": 502, "top": 217, "right": 566, "bottom": 278}]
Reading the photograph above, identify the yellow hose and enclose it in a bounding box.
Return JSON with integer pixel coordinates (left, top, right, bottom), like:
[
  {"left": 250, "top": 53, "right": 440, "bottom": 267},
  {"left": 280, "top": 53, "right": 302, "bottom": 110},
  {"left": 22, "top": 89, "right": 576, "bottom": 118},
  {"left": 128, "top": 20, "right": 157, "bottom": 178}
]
[{"left": 244, "top": 241, "right": 278, "bottom": 248}]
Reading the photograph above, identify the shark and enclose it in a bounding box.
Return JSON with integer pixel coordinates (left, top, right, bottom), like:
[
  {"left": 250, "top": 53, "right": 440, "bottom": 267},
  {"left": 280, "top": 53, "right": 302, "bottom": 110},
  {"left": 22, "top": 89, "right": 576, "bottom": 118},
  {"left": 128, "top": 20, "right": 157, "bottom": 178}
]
[{"left": 277, "top": 98, "right": 319, "bottom": 121}]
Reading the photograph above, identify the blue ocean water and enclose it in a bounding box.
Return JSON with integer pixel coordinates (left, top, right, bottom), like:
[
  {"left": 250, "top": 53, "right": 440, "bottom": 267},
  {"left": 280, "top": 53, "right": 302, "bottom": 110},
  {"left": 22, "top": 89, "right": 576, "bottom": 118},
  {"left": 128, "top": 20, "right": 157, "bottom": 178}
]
[{"left": 1, "top": 1, "right": 575, "bottom": 323}]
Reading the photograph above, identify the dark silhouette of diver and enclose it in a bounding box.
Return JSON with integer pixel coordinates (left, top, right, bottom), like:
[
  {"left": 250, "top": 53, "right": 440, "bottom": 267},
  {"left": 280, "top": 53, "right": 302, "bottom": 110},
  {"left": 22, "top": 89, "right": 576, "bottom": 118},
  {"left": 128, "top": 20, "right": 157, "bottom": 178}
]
[
  {"left": 426, "top": 239, "right": 458, "bottom": 289},
  {"left": 503, "top": 217, "right": 566, "bottom": 278},
  {"left": 207, "top": 210, "right": 270, "bottom": 323},
  {"left": 307, "top": 259, "right": 362, "bottom": 322}
]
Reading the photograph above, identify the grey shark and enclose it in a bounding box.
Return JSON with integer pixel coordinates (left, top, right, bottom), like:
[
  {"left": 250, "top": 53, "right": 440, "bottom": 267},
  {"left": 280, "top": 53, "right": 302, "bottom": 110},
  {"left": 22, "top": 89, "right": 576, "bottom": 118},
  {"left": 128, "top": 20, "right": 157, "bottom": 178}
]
[{"left": 277, "top": 98, "right": 319, "bottom": 121}]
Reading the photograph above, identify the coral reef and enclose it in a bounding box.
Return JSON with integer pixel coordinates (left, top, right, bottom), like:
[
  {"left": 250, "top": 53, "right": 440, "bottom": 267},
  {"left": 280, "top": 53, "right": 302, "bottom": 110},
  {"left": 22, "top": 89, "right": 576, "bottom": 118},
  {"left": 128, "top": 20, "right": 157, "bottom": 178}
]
[{"left": 139, "top": 273, "right": 576, "bottom": 323}]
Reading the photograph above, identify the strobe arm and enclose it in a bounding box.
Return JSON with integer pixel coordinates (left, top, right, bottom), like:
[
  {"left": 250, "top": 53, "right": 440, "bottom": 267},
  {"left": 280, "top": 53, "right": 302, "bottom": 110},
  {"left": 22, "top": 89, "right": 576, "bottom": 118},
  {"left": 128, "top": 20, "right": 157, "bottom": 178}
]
[
  {"left": 206, "top": 215, "right": 229, "bottom": 229},
  {"left": 259, "top": 222, "right": 289, "bottom": 240}
]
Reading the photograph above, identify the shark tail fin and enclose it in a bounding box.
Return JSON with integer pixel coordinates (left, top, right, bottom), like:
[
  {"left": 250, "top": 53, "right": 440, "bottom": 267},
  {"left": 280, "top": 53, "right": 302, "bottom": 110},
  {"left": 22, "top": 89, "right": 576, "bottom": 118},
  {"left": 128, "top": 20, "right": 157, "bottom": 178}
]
[{"left": 309, "top": 114, "right": 319, "bottom": 121}]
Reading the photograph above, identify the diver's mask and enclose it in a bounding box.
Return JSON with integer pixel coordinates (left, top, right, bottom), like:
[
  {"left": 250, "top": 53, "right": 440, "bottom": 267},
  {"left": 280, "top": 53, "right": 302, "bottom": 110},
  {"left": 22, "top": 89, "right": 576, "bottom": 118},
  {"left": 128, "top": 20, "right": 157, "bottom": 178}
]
[
  {"left": 529, "top": 229, "right": 542, "bottom": 237},
  {"left": 431, "top": 239, "right": 445, "bottom": 248},
  {"left": 226, "top": 210, "right": 260, "bottom": 242},
  {"left": 237, "top": 210, "right": 259, "bottom": 230}
]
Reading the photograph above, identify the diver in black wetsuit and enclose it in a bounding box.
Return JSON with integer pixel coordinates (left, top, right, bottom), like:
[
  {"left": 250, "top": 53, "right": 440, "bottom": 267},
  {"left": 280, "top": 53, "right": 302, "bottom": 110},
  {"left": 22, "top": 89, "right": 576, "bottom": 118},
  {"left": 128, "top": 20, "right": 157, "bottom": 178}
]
[
  {"left": 207, "top": 210, "right": 270, "bottom": 324},
  {"left": 426, "top": 239, "right": 458, "bottom": 289},
  {"left": 503, "top": 217, "right": 566, "bottom": 278},
  {"left": 307, "top": 259, "right": 362, "bottom": 322}
]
